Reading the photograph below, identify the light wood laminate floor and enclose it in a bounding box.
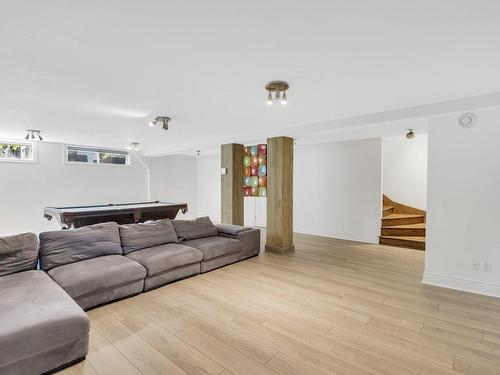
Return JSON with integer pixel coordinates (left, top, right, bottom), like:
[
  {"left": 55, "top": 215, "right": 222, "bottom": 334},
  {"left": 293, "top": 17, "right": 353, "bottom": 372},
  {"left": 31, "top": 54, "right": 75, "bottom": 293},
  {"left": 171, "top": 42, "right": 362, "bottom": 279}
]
[{"left": 59, "top": 233, "right": 500, "bottom": 375}]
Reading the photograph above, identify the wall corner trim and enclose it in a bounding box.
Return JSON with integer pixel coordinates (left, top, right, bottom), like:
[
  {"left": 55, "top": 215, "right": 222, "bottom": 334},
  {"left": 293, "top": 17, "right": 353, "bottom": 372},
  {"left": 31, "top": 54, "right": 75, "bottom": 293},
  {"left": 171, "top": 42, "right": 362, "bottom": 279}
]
[
  {"left": 422, "top": 272, "right": 500, "bottom": 298},
  {"left": 132, "top": 153, "right": 151, "bottom": 201}
]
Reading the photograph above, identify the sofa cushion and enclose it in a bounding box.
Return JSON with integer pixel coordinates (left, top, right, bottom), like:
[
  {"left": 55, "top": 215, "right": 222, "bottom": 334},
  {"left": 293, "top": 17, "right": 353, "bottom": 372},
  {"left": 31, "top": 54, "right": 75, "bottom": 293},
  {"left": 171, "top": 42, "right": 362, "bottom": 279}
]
[
  {"left": 183, "top": 236, "right": 241, "bottom": 260},
  {"left": 0, "top": 233, "right": 38, "bottom": 277},
  {"left": 119, "top": 219, "right": 178, "bottom": 254},
  {"left": 126, "top": 243, "right": 203, "bottom": 276},
  {"left": 0, "top": 271, "right": 89, "bottom": 369},
  {"left": 172, "top": 216, "right": 218, "bottom": 241},
  {"left": 39, "top": 222, "right": 122, "bottom": 270},
  {"left": 216, "top": 224, "right": 252, "bottom": 236},
  {"left": 47, "top": 255, "right": 146, "bottom": 299}
]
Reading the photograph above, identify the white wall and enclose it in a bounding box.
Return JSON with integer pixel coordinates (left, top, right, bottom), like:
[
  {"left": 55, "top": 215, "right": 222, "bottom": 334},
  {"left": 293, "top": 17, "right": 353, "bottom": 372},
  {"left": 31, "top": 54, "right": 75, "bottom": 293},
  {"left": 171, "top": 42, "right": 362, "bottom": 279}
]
[
  {"left": 0, "top": 142, "right": 149, "bottom": 235},
  {"left": 196, "top": 155, "right": 221, "bottom": 222},
  {"left": 194, "top": 154, "right": 268, "bottom": 227},
  {"left": 149, "top": 155, "right": 197, "bottom": 220},
  {"left": 195, "top": 154, "right": 269, "bottom": 227},
  {"left": 2, "top": 138, "right": 383, "bottom": 246},
  {"left": 383, "top": 134, "right": 428, "bottom": 209},
  {"left": 148, "top": 139, "right": 383, "bottom": 243},
  {"left": 294, "top": 139, "right": 382, "bottom": 243},
  {"left": 150, "top": 154, "right": 268, "bottom": 227},
  {"left": 424, "top": 107, "right": 500, "bottom": 297}
]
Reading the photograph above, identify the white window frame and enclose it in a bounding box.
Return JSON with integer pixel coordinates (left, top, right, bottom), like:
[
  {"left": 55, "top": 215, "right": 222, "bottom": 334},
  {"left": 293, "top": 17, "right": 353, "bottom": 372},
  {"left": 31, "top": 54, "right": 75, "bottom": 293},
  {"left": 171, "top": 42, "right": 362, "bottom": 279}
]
[
  {"left": 64, "top": 144, "right": 130, "bottom": 166},
  {"left": 0, "top": 139, "right": 38, "bottom": 164}
]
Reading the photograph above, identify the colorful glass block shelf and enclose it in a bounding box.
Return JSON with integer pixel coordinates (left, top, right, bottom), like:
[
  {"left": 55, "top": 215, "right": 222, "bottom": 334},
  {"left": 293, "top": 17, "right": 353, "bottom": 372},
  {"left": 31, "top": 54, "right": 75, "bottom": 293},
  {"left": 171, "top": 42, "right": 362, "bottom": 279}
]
[{"left": 243, "top": 144, "right": 267, "bottom": 197}]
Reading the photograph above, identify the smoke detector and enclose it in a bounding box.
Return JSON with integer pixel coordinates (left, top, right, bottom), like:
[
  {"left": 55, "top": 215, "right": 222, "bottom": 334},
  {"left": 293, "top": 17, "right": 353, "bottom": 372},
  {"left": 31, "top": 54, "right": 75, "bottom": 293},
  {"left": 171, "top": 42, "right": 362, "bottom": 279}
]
[{"left": 458, "top": 113, "right": 475, "bottom": 128}]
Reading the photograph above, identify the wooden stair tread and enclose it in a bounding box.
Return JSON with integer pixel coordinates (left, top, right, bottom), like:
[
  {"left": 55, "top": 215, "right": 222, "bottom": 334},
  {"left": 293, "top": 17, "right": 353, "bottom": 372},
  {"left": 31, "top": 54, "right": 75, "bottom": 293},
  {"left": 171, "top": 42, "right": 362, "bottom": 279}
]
[
  {"left": 383, "top": 214, "right": 424, "bottom": 219},
  {"left": 380, "top": 236, "right": 426, "bottom": 243},
  {"left": 380, "top": 196, "right": 426, "bottom": 250},
  {"left": 382, "top": 206, "right": 395, "bottom": 218},
  {"left": 381, "top": 223, "right": 426, "bottom": 229}
]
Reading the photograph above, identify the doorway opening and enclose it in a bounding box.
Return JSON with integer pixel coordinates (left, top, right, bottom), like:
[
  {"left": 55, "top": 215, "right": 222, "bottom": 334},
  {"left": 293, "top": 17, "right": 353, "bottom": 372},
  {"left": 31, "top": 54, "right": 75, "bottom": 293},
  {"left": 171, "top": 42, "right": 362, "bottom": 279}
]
[{"left": 380, "top": 134, "right": 428, "bottom": 250}]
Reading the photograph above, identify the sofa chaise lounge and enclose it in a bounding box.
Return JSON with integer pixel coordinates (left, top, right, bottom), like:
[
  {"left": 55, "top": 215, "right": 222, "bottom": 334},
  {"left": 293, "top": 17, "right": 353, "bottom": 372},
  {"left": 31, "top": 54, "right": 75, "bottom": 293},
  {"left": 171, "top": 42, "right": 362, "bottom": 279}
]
[{"left": 0, "top": 233, "right": 89, "bottom": 375}]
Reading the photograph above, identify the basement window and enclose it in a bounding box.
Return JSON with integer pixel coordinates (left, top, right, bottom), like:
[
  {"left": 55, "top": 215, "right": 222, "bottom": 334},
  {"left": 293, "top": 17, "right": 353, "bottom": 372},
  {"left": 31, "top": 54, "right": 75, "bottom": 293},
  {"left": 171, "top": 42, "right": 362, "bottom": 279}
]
[
  {"left": 65, "top": 145, "right": 129, "bottom": 166},
  {"left": 0, "top": 141, "right": 36, "bottom": 163}
]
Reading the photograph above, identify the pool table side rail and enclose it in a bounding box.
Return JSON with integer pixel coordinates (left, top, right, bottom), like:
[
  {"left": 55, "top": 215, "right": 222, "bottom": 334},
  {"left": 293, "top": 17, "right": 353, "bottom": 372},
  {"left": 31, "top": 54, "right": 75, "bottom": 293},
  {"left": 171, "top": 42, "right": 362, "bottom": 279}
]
[{"left": 44, "top": 202, "right": 188, "bottom": 228}]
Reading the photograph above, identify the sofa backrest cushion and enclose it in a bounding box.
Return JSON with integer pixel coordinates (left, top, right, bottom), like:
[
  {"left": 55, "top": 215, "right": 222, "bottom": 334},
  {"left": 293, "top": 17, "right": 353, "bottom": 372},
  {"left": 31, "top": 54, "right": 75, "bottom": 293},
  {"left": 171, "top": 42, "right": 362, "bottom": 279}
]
[
  {"left": 0, "top": 233, "right": 39, "bottom": 276},
  {"left": 118, "top": 219, "right": 178, "bottom": 254},
  {"left": 39, "top": 222, "right": 122, "bottom": 270},
  {"left": 172, "top": 216, "right": 218, "bottom": 241}
]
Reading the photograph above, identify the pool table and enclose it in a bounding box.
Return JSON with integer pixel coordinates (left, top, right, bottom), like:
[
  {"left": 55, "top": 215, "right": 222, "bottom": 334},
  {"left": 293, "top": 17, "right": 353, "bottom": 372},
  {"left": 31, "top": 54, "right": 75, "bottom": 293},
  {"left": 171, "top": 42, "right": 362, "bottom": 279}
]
[{"left": 44, "top": 201, "right": 188, "bottom": 229}]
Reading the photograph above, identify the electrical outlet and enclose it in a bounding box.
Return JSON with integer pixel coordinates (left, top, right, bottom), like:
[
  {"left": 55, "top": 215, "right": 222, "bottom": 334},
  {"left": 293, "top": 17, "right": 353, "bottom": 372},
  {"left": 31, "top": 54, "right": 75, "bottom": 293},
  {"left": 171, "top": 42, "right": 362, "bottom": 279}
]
[
  {"left": 483, "top": 262, "right": 493, "bottom": 273},
  {"left": 472, "top": 260, "right": 481, "bottom": 271}
]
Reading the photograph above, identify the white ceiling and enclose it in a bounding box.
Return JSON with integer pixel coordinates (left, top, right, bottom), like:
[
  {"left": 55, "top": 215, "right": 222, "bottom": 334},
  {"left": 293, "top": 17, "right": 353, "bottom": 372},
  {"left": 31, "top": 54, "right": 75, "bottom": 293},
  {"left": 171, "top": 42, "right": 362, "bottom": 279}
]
[{"left": 1, "top": 1, "right": 500, "bottom": 156}]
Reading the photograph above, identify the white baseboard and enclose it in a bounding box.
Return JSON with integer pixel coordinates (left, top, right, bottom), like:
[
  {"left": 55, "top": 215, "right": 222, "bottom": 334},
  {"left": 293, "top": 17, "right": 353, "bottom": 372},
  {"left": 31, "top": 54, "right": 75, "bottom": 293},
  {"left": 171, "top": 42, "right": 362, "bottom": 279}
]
[
  {"left": 293, "top": 230, "right": 378, "bottom": 245},
  {"left": 422, "top": 272, "right": 500, "bottom": 298}
]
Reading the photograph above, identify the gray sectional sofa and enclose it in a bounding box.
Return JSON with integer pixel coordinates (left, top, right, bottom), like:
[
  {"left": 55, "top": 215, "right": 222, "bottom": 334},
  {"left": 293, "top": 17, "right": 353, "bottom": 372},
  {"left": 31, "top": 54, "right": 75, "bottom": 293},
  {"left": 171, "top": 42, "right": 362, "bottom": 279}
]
[{"left": 0, "top": 217, "right": 260, "bottom": 375}]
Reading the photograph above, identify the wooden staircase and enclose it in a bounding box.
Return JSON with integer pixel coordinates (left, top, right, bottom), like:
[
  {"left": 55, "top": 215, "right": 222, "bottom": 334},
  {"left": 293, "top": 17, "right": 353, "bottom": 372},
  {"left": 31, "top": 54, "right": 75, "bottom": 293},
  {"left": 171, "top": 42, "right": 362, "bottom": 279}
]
[{"left": 379, "top": 195, "right": 426, "bottom": 251}]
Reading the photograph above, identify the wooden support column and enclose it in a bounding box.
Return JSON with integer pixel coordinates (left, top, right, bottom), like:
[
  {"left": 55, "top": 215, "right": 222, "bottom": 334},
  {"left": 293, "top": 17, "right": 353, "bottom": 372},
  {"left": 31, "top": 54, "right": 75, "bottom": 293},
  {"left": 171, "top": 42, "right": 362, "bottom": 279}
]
[
  {"left": 221, "top": 143, "right": 244, "bottom": 225},
  {"left": 265, "top": 136, "right": 295, "bottom": 254}
]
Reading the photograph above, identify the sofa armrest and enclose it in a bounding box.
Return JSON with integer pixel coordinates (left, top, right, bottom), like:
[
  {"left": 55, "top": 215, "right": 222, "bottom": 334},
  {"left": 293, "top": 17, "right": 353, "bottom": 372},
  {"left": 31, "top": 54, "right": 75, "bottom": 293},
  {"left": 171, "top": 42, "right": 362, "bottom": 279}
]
[
  {"left": 216, "top": 224, "right": 252, "bottom": 236},
  {"left": 217, "top": 225, "right": 261, "bottom": 256},
  {"left": 237, "top": 228, "right": 261, "bottom": 255}
]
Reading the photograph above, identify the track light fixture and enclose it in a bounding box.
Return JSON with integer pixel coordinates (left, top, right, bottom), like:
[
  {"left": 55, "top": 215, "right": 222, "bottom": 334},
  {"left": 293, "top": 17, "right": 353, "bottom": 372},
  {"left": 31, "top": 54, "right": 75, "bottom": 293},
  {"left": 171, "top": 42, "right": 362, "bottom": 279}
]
[
  {"left": 281, "top": 91, "right": 288, "bottom": 105},
  {"left": 266, "top": 91, "right": 273, "bottom": 106},
  {"left": 127, "top": 142, "right": 140, "bottom": 151},
  {"left": 406, "top": 129, "right": 415, "bottom": 140},
  {"left": 148, "top": 116, "right": 171, "bottom": 130},
  {"left": 25, "top": 130, "right": 43, "bottom": 141},
  {"left": 275, "top": 89, "right": 281, "bottom": 103},
  {"left": 265, "top": 81, "right": 290, "bottom": 106}
]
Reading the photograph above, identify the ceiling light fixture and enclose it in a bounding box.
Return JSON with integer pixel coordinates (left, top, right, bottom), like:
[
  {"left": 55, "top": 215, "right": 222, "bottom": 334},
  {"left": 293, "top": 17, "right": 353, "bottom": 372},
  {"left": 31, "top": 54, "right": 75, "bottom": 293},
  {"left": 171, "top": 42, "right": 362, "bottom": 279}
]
[
  {"left": 281, "top": 91, "right": 288, "bottom": 105},
  {"left": 127, "top": 142, "right": 140, "bottom": 151},
  {"left": 406, "top": 129, "right": 415, "bottom": 139},
  {"left": 266, "top": 91, "right": 273, "bottom": 106},
  {"left": 148, "top": 116, "right": 171, "bottom": 130},
  {"left": 25, "top": 129, "right": 43, "bottom": 141},
  {"left": 265, "top": 81, "right": 289, "bottom": 106},
  {"left": 275, "top": 89, "right": 281, "bottom": 103},
  {"left": 196, "top": 150, "right": 201, "bottom": 157}
]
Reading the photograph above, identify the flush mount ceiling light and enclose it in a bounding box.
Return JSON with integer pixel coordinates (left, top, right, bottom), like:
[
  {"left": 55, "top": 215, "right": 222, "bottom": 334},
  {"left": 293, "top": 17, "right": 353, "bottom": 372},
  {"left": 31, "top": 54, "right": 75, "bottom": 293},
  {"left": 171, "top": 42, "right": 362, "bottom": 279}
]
[
  {"left": 148, "top": 116, "right": 171, "bottom": 130},
  {"left": 265, "top": 81, "right": 289, "bottom": 106},
  {"left": 25, "top": 129, "right": 43, "bottom": 141},
  {"left": 406, "top": 129, "right": 415, "bottom": 140},
  {"left": 127, "top": 142, "right": 140, "bottom": 151}
]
